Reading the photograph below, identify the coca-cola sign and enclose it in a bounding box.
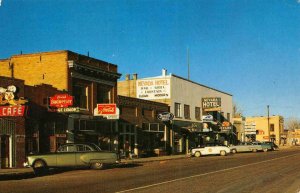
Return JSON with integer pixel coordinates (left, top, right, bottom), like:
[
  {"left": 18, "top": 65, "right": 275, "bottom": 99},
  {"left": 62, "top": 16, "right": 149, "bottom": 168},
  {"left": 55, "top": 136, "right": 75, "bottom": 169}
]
[{"left": 97, "top": 104, "right": 116, "bottom": 115}]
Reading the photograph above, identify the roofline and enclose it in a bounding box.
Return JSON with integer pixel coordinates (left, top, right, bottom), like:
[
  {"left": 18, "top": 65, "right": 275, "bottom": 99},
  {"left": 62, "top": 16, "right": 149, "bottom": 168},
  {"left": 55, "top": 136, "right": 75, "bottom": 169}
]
[
  {"left": 0, "top": 50, "right": 118, "bottom": 68},
  {"left": 171, "top": 74, "right": 232, "bottom": 96}
]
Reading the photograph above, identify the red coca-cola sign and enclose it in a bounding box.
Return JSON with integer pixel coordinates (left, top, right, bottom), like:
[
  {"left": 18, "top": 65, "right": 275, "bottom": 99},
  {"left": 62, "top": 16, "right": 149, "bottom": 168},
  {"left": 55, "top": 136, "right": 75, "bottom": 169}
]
[
  {"left": 97, "top": 104, "right": 116, "bottom": 115},
  {"left": 50, "top": 94, "right": 73, "bottom": 108},
  {"left": 0, "top": 106, "right": 27, "bottom": 117}
]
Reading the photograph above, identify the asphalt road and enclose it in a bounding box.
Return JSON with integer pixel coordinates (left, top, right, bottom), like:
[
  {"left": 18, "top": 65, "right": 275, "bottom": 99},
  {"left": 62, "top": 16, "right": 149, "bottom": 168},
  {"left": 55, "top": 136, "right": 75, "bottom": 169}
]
[{"left": 1, "top": 148, "right": 300, "bottom": 193}]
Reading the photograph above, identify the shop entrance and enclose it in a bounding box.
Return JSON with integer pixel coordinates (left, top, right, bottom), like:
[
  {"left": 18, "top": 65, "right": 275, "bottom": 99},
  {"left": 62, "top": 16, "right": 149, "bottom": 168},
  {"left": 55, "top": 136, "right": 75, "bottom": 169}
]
[{"left": 0, "top": 135, "right": 10, "bottom": 168}]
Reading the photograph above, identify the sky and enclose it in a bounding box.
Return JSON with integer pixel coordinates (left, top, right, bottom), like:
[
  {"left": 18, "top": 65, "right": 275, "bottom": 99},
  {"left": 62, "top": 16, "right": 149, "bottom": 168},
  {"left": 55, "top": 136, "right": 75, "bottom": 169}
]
[{"left": 0, "top": 0, "right": 300, "bottom": 120}]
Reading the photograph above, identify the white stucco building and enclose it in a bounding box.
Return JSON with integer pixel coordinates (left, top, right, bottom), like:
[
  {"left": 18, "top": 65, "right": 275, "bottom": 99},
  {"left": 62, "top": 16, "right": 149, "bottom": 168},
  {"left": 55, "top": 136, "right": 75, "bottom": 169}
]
[{"left": 118, "top": 69, "right": 233, "bottom": 153}]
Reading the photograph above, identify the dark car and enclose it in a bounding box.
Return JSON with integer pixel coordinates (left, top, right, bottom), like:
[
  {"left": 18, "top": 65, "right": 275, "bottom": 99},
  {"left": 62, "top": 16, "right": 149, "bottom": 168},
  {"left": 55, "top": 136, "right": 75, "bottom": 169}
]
[{"left": 263, "top": 141, "right": 279, "bottom": 150}]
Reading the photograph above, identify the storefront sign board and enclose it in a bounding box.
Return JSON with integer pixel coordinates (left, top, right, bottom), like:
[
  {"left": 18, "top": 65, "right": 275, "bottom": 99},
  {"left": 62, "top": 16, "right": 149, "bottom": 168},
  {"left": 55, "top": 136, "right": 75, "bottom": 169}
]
[
  {"left": 0, "top": 105, "right": 26, "bottom": 116},
  {"left": 202, "top": 97, "right": 221, "bottom": 111},
  {"left": 50, "top": 94, "right": 73, "bottom": 108}
]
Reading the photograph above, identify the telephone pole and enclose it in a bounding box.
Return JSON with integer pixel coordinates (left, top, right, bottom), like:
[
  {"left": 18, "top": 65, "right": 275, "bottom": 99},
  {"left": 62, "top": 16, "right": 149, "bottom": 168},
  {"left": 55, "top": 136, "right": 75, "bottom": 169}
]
[
  {"left": 267, "top": 105, "right": 270, "bottom": 141},
  {"left": 187, "top": 47, "right": 190, "bottom": 80}
]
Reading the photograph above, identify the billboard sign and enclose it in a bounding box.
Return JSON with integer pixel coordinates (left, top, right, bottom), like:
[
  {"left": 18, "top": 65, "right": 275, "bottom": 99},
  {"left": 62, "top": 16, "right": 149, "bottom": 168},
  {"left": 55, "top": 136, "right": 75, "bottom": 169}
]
[
  {"left": 136, "top": 79, "right": 171, "bottom": 100},
  {"left": 202, "top": 115, "right": 214, "bottom": 122}
]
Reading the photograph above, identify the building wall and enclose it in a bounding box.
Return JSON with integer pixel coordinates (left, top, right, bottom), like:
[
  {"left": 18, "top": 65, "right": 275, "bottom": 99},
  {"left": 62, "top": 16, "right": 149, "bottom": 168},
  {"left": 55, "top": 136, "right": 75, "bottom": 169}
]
[
  {"left": 0, "top": 51, "right": 69, "bottom": 90},
  {"left": 170, "top": 75, "right": 233, "bottom": 123},
  {"left": 246, "top": 116, "right": 284, "bottom": 144},
  {"left": 118, "top": 73, "right": 233, "bottom": 124}
]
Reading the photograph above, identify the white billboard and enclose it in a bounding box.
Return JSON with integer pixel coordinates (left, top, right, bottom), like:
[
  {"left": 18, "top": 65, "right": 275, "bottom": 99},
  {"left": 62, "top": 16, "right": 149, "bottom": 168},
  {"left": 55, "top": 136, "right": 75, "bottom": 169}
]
[{"left": 136, "top": 79, "right": 171, "bottom": 100}]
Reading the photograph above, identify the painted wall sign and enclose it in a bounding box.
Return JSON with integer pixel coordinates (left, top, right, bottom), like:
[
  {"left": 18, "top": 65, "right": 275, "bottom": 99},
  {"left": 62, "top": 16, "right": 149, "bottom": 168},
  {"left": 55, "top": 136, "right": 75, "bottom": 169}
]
[
  {"left": 50, "top": 94, "right": 73, "bottom": 108},
  {"left": 0, "top": 105, "right": 26, "bottom": 116},
  {"left": 202, "top": 97, "right": 221, "bottom": 111},
  {"left": 136, "top": 79, "right": 171, "bottom": 100}
]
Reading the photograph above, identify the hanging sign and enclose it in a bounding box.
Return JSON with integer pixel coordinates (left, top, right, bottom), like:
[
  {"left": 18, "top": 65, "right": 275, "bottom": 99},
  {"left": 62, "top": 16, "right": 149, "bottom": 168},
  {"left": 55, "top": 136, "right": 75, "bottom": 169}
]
[
  {"left": 157, "top": 112, "right": 174, "bottom": 121},
  {"left": 50, "top": 94, "right": 73, "bottom": 108},
  {"left": 94, "top": 104, "right": 119, "bottom": 119}
]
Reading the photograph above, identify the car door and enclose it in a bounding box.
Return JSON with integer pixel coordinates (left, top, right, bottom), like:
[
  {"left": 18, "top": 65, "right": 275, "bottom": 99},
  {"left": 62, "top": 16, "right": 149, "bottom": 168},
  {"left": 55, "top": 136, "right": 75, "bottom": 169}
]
[
  {"left": 56, "top": 144, "right": 76, "bottom": 167},
  {"left": 75, "top": 144, "right": 93, "bottom": 167}
]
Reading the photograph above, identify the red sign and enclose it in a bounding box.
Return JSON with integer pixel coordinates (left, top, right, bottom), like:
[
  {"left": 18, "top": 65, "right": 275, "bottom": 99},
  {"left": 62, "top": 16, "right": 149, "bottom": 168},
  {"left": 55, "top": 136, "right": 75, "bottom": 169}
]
[
  {"left": 97, "top": 104, "right": 116, "bottom": 115},
  {"left": 50, "top": 94, "right": 73, "bottom": 108},
  {"left": 0, "top": 106, "right": 26, "bottom": 117}
]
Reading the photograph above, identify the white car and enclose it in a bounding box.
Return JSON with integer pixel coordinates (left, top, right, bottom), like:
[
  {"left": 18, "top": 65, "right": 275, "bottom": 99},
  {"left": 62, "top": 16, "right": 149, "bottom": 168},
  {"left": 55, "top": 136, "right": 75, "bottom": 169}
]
[{"left": 190, "top": 145, "right": 231, "bottom": 157}]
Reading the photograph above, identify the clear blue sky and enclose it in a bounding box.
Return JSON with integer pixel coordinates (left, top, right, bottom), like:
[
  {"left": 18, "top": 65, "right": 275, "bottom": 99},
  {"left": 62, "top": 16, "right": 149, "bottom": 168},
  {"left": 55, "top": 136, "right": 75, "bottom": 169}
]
[{"left": 1, "top": 0, "right": 300, "bottom": 120}]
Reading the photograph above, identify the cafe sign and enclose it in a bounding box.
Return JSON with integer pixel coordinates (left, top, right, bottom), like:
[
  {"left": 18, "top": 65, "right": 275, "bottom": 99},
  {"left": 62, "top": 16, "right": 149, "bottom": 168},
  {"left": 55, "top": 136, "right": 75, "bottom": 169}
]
[
  {"left": 0, "top": 105, "right": 27, "bottom": 116},
  {"left": 50, "top": 94, "right": 73, "bottom": 108},
  {"left": 202, "top": 97, "right": 221, "bottom": 111}
]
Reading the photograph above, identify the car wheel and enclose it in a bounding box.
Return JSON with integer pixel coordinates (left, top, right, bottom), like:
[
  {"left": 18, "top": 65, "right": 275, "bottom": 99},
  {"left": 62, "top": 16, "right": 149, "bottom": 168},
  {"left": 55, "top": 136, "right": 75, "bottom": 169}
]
[
  {"left": 220, "top": 150, "right": 226, "bottom": 156},
  {"left": 194, "top": 151, "right": 201, "bottom": 157},
  {"left": 232, "top": 149, "right": 237, "bottom": 154},
  {"left": 252, "top": 149, "right": 257, "bottom": 153},
  {"left": 91, "top": 162, "right": 104, "bottom": 170},
  {"left": 263, "top": 148, "right": 268, "bottom": 152},
  {"left": 33, "top": 160, "right": 48, "bottom": 176}
]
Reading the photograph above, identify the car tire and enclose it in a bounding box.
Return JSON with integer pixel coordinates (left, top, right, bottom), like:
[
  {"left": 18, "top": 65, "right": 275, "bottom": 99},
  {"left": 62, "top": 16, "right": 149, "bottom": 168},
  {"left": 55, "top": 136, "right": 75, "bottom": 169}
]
[
  {"left": 232, "top": 149, "right": 237, "bottom": 154},
  {"left": 194, "top": 151, "right": 201, "bottom": 157},
  {"left": 220, "top": 150, "right": 226, "bottom": 156},
  {"left": 33, "top": 160, "right": 48, "bottom": 176},
  {"left": 252, "top": 149, "right": 257, "bottom": 153},
  {"left": 91, "top": 162, "right": 104, "bottom": 170},
  {"left": 263, "top": 148, "right": 268, "bottom": 152}
]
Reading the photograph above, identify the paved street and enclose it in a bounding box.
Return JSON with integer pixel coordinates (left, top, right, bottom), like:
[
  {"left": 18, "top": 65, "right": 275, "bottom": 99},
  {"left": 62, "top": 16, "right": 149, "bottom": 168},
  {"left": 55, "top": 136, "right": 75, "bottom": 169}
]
[{"left": 0, "top": 147, "right": 300, "bottom": 193}]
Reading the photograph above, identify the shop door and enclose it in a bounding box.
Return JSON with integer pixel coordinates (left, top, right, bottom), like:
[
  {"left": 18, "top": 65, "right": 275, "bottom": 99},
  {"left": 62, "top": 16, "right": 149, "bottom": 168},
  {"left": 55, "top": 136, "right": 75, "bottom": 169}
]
[{"left": 1, "top": 135, "right": 10, "bottom": 168}]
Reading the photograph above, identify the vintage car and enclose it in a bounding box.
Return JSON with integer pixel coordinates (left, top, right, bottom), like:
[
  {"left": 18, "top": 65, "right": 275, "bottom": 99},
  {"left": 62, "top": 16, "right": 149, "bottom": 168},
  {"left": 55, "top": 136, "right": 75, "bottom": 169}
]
[
  {"left": 229, "top": 142, "right": 267, "bottom": 153},
  {"left": 262, "top": 141, "right": 279, "bottom": 150},
  {"left": 24, "top": 143, "right": 120, "bottom": 175},
  {"left": 190, "top": 145, "right": 231, "bottom": 157},
  {"left": 252, "top": 141, "right": 272, "bottom": 151}
]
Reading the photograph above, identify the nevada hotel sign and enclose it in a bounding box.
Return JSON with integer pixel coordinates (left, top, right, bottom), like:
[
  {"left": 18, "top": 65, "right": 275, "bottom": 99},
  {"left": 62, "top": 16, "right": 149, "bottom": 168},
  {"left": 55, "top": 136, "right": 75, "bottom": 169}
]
[
  {"left": 202, "top": 97, "right": 221, "bottom": 111},
  {"left": 136, "top": 79, "right": 171, "bottom": 100}
]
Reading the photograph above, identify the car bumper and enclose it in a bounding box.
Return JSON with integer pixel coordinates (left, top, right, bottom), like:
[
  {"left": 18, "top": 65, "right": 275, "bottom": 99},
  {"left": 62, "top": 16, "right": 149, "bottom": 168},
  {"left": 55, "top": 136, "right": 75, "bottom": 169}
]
[{"left": 23, "top": 162, "right": 30, "bottom": 168}]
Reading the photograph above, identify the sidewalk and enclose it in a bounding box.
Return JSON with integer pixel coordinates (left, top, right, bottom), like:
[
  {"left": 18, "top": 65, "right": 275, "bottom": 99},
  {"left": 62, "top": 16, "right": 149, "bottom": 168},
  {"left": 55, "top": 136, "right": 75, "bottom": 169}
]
[{"left": 0, "top": 154, "right": 188, "bottom": 180}]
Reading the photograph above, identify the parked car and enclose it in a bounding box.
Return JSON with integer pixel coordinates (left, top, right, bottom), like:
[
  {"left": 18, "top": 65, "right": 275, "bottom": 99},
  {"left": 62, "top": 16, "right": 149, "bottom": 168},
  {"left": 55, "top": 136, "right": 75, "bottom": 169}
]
[
  {"left": 229, "top": 142, "right": 264, "bottom": 153},
  {"left": 190, "top": 145, "right": 231, "bottom": 157},
  {"left": 24, "top": 143, "right": 120, "bottom": 175},
  {"left": 251, "top": 141, "right": 271, "bottom": 152},
  {"left": 262, "top": 141, "right": 279, "bottom": 150}
]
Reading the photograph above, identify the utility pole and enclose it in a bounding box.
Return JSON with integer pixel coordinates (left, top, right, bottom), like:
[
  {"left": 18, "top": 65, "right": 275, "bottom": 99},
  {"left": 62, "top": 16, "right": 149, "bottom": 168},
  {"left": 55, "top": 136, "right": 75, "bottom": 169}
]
[
  {"left": 267, "top": 105, "right": 270, "bottom": 142},
  {"left": 187, "top": 47, "right": 190, "bottom": 80}
]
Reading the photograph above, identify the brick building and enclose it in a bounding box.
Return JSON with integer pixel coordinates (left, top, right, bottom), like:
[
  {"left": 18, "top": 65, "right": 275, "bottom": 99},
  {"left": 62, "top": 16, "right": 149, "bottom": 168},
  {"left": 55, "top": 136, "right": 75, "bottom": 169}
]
[
  {"left": 117, "top": 95, "right": 169, "bottom": 157},
  {"left": 0, "top": 50, "right": 121, "bottom": 168}
]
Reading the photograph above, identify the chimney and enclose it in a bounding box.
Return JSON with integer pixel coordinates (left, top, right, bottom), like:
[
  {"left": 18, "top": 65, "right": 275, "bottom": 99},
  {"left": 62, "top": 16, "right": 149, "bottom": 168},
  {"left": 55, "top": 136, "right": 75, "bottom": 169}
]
[
  {"left": 162, "top": 69, "right": 167, "bottom": 76},
  {"left": 125, "top": 74, "right": 130, "bottom": 81},
  {"left": 132, "top": 73, "right": 138, "bottom": 80}
]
